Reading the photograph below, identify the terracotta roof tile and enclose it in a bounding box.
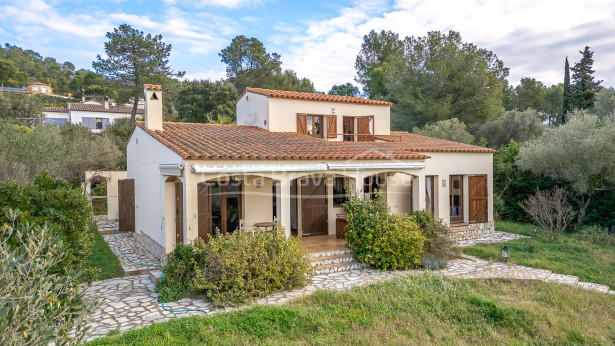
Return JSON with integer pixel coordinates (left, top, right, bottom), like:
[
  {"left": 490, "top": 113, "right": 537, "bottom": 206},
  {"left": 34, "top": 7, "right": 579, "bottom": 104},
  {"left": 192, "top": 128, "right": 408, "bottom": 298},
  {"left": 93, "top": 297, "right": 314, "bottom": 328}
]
[
  {"left": 243, "top": 87, "right": 394, "bottom": 106},
  {"left": 42, "top": 107, "right": 69, "bottom": 113},
  {"left": 136, "top": 122, "right": 429, "bottom": 161},
  {"left": 375, "top": 131, "right": 496, "bottom": 153},
  {"left": 69, "top": 103, "right": 144, "bottom": 114}
]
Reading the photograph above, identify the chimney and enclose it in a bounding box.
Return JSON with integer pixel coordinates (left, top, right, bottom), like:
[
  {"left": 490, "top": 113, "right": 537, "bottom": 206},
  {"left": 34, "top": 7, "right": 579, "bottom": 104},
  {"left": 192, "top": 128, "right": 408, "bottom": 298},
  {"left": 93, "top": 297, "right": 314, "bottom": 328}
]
[
  {"left": 144, "top": 84, "right": 163, "bottom": 131},
  {"left": 104, "top": 96, "right": 109, "bottom": 110}
]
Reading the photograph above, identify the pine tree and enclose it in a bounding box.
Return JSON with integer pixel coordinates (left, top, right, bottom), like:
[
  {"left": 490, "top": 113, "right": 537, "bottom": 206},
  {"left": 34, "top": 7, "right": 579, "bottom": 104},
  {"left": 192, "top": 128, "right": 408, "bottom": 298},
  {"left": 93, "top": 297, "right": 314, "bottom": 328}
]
[
  {"left": 570, "top": 46, "right": 602, "bottom": 111},
  {"left": 562, "top": 57, "right": 571, "bottom": 124}
]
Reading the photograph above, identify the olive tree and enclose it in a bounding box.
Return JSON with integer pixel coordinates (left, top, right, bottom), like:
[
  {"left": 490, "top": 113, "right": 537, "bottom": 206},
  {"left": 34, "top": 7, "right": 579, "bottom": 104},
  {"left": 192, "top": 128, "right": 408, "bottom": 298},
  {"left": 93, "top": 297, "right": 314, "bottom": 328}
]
[
  {"left": 517, "top": 110, "right": 615, "bottom": 224},
  {"left": 477, "top": 109, "right": 544, "bottom": 148},
  {"left": 412, "top": 118, "right": 475, "bottom": 144}
]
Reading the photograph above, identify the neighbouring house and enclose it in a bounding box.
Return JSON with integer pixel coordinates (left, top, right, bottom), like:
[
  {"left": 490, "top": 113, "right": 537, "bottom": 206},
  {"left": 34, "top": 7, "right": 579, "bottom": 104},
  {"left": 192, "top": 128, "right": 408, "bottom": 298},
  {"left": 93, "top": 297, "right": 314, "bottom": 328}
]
[
  {"left": 127, "top": 85, "right": 495, "bottom": 259},
  {"left": 27, "top": 82, "right": 53, "bottom": 95},
  {"left": 42, "top": 99, "right": 143, "bottom": 133}
]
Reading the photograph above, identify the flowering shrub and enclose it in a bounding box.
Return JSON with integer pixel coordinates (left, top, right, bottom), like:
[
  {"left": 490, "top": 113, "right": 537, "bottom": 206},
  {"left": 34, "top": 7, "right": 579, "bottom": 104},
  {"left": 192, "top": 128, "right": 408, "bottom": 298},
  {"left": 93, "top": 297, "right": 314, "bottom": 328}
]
[
  {"left": 344, "top": 191, "right": 425, "bottom": 270},
  {"left": 158, "top": 227, "right": 311, "bottom": 307}
]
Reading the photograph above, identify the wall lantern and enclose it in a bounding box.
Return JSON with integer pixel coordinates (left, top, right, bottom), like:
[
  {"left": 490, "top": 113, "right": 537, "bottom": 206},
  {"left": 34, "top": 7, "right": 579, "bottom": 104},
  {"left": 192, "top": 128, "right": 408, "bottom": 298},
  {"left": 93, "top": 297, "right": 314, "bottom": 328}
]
[
  {"left": 501, "top": 246, "right": 511, "bottom": 263},
  {"left": 533, "top": 225, "right": 538, "bottom": 237}
]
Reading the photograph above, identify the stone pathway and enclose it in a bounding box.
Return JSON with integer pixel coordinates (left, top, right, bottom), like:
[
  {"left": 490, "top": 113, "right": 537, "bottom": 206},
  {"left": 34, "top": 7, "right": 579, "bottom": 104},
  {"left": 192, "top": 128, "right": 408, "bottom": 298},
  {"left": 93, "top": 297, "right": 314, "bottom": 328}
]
[
  {"left": 82, "top": 229, "right": 614, "bottom": 341},
  {"left": 454, "top": 230, "right": 529, "bottom": 247},
  {"left": 103, "top": 233, "right": 161, "bottom": 276}
]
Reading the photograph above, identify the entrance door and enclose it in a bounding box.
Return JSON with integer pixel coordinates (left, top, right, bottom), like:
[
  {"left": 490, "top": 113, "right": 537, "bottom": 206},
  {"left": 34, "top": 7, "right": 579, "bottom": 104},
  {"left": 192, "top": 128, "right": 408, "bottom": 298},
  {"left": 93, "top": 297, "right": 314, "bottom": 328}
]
[
  {"left": 301, "top": 178, "right": 328, "bottom": 236},
  {"left": 118, "top": 179, "right": 135, "bottom": 232},
  {"left": 175, "top": 182, "right": 183, "bottom": 245},
  {"left": 450, "top": 175, "right": 464, "bottom": 223}
]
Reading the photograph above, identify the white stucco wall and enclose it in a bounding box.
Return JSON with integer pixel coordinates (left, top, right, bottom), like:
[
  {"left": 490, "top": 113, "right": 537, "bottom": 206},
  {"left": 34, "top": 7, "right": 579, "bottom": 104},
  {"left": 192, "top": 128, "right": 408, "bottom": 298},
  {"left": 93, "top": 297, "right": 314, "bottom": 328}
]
[
  {"left": 236, "top": 92, "right": 269, "bottom": 129},
  {"left": 236, "top": 91, "right": 391, "bottom": 138},
  {"left": 421, "top": 152, "right": 494, "bottom": 226},
  {"left": 43, "top": 111, "right": 70, "bottom": 120},
  {"left": 127, "top": 127, "right": 184, "bottom": 251}
]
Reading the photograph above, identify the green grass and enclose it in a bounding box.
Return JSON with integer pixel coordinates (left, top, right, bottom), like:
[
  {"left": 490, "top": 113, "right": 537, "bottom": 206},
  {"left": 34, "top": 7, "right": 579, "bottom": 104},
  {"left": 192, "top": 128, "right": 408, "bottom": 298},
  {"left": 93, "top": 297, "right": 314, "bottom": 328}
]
[
  {"left": 84, "top": 223, "right": 124, "bottom": 280},
  {"left": 89, "top": 272, "right": 615, "bottom": 345},
  {"left": 462, "top": 221, "right": 615, "bottom": 287}
]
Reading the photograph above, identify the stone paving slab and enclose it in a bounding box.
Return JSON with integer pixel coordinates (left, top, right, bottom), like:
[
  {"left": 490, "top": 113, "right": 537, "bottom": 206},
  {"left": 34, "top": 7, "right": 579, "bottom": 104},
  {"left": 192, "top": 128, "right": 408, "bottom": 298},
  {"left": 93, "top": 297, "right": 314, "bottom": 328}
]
[
  {"left": 454, "top": 231, "right": 529, "bottom": 247},
  {"left": 103, "top": 233, "right": 161, "bottom": 275}
]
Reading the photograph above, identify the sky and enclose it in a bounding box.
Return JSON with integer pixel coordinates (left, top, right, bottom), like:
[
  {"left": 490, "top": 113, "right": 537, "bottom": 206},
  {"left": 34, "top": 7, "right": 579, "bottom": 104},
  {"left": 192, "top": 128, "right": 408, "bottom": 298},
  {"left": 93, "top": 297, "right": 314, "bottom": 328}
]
[{"left": 0, "top": 0, "right": 614, "bottom": 92}]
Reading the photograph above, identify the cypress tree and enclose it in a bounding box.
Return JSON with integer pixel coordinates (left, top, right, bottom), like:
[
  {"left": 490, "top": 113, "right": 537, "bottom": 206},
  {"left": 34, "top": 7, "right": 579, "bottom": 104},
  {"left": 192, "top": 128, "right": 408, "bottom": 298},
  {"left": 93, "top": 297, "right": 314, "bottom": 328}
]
[
  {"left": 570, "top": 46, "right": 602, "bottom": 111},
  {"left": 562, "top": 57, "right": 570, "bottom": 124}
]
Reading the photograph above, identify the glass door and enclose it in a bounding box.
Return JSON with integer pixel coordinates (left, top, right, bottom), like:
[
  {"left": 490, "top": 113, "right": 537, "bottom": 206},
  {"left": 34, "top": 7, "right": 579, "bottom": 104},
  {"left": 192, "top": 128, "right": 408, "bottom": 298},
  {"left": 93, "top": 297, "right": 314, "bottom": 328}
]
[{"left": 449, "top": 175, "right": 464, "bottom": 223}]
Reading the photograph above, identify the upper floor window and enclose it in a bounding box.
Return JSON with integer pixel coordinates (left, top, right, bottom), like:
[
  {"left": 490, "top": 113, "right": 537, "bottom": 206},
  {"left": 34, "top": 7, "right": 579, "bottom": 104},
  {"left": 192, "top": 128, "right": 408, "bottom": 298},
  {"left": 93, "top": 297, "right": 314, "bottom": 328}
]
[
  {"left": 343, "top": 116, "right": 373, "bottom": 141},
  {"left": 41, "top": 87, "right": 47, "bottom": 93},
  {"left": 32, "top": 86, "right": 39, "bottom": 91},
  {"left": 307, "top": 115, "right": 323, "bottom": 137}
]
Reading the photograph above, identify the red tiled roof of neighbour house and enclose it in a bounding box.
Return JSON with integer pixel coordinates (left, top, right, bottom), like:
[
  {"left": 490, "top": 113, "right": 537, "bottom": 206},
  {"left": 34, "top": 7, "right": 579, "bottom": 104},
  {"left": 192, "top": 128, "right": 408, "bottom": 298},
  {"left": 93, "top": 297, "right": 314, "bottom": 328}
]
[
  {"left": 374, "top": 131, "right": 497, "bottom": 153},
  {"left": 242, "top": 87, "right": 394, "bottom": 106},
  {"left": 144, "top": 84, "right": 163, "bottom": 91},
  {"left": 136, "top": 122, "right": 430, "bottom": 161},
  {"left": 42, "top": 107, "right": 69, "bottom": 113},
  {"left": 69, "top": 103, "right": 145, "bottom": 114}
]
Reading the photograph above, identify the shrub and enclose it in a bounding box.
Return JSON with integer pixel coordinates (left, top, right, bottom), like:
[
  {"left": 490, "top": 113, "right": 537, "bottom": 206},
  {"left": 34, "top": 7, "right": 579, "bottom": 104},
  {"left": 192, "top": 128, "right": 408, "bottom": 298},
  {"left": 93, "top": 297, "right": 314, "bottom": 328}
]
[
  {"left": 0, "top": 172, "right": 94, "bottom": 275},
  {"left": 344, "top": 191, "right": 425, "bottom": 270},
  {"left": 577, "top": 225, "right": 615, "bottom": 245},
  {"left": 0, "top": 212, "right": 96, "bottom": 345},
  {"left": 159, "top": 227, "right": 311, "bottom": 307},
  {"left": 412, "top": 210, "right": 454, "bottom": 262},
  {"left": 520, "top": 187, "right": 576, "bottom": 242}
]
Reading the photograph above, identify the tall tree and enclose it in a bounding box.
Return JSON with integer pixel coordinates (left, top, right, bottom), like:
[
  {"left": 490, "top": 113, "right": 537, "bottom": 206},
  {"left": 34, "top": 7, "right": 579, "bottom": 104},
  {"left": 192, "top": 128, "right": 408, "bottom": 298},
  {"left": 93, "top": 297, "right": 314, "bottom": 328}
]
[
  {"left": 594, "top": 88, "right": 615, "bottom": 120},
  {"left": 328, "top": 82, "right": 360, "bottom": 97},
  {"left": 93, "top": 24, "right": 184, "bottom": 127},
  {"left": 174, "top": 80, "right": 238, "bottom": 123},
  {"left": 355, "top": 30, "right": 403, "bottom": 99},
  {"left": 219, "top": 36, "right": 314, "bottom": 94},
  {"left": 570, "top": 47, "right": 602, "bottom": 111},
  {"left": 562, "top": 57, "right": 571, "bottom": 124},
  {"left": 387, "top": 31, "right": 509, "bottom": 130}
]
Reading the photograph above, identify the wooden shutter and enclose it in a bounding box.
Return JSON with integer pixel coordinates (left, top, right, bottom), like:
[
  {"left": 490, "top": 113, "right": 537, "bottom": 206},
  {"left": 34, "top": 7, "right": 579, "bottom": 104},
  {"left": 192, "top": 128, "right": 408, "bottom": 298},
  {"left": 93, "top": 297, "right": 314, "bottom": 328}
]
[
  {"left": 297, "top": 114, "right": 307, "bottom": 134},
  {"left": 102, "top": 118, "right": 110, "bottom": 129},
  {"left": 469, "top": 175, "right": 488, "bottom": 223},
  {"left": 357, "top": 116, "right": 371, "bottom": 142},
  {"left": 326, "top": 115, "right": 337, "bottom": 138},
  {"left": 197, "top": 183, "right": 212, "bottom": 242},
  {"left": 118, "top": 179, "right": 135, "bottom": 232}
]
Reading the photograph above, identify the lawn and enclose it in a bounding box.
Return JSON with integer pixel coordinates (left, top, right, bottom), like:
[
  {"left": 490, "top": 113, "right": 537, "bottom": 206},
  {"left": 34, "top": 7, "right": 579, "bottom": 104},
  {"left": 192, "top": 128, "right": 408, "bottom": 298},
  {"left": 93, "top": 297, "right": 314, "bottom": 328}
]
[
  {"left": 89, "top": 272, "right": 615, "bottom": 345},
  {"left": 84, "top": 223, "right": 124, "bottom": 280},
  {"left": 463, "top": 221, "right": 615, "bottom": 287}
]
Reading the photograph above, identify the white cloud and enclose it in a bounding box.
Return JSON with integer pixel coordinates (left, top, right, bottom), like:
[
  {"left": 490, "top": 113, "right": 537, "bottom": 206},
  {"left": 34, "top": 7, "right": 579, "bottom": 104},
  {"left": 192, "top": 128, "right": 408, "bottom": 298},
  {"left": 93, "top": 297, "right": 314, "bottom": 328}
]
[
  {"left": 282, "top": 0, "right": 615, "bottom": 91},
  {"left": 164, "top": 0, "right": 269, "bottom": 9}
]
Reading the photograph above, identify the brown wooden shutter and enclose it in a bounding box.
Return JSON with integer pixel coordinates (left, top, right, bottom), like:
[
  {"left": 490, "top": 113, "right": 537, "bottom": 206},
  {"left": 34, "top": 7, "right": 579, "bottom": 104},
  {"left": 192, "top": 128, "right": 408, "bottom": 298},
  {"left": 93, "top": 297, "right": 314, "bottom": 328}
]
[
  {"left": 357, "top": 116, "right": 371, "bottom": 142},
  {"left": 326, "top": 115, "right": 337, "bottom": 138},
  {"left": 197, "top": 183, "right": 212, "bottom": 242},
  {"left": 297, "top": 113, "right": 307, "bottom": 134},
  {"left": 469, "top": 175, "right": 488, "bottom": 223}
]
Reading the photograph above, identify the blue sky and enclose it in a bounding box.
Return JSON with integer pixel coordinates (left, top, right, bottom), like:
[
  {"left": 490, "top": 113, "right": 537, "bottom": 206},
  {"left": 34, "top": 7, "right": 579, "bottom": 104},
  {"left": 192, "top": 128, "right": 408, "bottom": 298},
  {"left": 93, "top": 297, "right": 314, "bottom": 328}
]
[{"left": 1, "top": 0, "right": 614, "bottom": 91}]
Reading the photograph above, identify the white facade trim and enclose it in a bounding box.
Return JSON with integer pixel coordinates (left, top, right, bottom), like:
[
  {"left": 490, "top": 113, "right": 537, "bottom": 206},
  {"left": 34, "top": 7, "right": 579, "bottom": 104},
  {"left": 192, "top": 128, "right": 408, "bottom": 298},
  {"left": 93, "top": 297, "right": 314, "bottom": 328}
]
[{"left": 190, "top": 161, "right": 426, "bottom": 174}]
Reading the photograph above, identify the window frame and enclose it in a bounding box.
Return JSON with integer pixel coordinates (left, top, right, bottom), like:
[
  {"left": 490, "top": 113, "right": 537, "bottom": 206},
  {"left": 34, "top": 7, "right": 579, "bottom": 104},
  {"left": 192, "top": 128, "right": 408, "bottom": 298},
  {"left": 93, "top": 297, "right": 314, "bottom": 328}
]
[
  {"left": 96, "top": 118, "right": 103, "bottom": 129},
  {"left": 306, "top": 114, "right": 324, "bottom": 138},
  {"left": 449, "top": 175, "right": 464, "bottom": 223},
  {"left": 332, "top": 177, "right": 348, "bottom": 207}
]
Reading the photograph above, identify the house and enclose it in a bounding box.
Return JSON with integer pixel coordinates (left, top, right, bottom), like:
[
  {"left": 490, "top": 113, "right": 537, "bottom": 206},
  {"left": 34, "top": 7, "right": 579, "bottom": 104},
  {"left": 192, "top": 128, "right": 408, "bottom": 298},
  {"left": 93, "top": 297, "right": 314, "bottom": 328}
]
[
  {"left": 127, "top": 85, "right": 495, "bottom": 260},
  {"left": 27, "top": 82, "right": 53, "bottom": 95},
  {"left": 42, "top": 99, "right": 143, "bottom": 132}
]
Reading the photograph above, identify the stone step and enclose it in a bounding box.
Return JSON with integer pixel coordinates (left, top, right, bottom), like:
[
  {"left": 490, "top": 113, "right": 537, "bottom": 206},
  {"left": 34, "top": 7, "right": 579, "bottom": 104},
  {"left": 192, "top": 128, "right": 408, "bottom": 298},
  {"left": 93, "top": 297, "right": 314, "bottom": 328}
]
[
  {"left": 578, "top": 281, "right": 610, "bottom": 293},
  {"left": 448, "top": 228, "right": 480, "bottom": 234},
  {"left": 545, "top": 273, "right": 579, "bottom": 286},
  {"left": 308, "top": 248, "right": 352, "bottom": 259},
  {"left": 98, "top": 229, "right": 129, "bottom": 236},
  {"left": 149, "top": 270, "right": 162, "bottom": 285},
  {"left": 449, "top": 233, "right": 481, "bottom": 240},
  {"left": 310, "top": 253, "right": 355, "bottom": 267},
  {"left": 313, "top": 260, "right": 364, "bottom": 275}
]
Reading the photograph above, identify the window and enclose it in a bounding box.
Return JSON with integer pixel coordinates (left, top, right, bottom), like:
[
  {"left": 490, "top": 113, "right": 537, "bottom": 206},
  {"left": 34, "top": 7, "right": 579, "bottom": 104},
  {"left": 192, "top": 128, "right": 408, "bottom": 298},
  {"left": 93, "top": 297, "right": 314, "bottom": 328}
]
[
  {"left": 32, "top": 86, "right": 39, "bottom": 91},
  {"left": 450, "top": 175, "right": 464, "bottom": 223},
  {"left": 343, "top": 116, "right": 354, "bottom": 141},
  {"left": 364, "top": 175, "right": 385, "bottom": 199},
  {"left": 41, "top": 87, "right": 47, "bottom": 93},
  {"left": 333, "top": 177, "right": 348, "bottom": 206},
  {"left": 306, "top": 115, "right": 323, "bottom": 138},
  {"left": 96, "top": 118, "right": 103, "bottom": 129}
]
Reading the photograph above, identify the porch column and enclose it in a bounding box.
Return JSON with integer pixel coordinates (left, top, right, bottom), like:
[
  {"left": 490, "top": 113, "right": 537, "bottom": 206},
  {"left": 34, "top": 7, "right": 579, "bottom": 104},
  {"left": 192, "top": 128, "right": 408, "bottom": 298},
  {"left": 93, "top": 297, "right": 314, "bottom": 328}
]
[
  {"left": 414, "top": 173, "right": 426, "bottom": 211},
  {"left": 279, "top": 177, "right": 292, "bottom": 237}
]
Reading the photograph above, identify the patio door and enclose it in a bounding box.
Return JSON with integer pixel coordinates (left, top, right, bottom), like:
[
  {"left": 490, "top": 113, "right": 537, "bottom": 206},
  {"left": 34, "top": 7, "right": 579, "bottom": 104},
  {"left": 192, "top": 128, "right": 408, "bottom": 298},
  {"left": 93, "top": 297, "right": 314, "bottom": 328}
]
[
  {"left": 198, "top": 181, "right": 243, "bottom": 242},
  {"left": 301, "top": 178, "right": 328, "bottom": 236},
  {"left": 450, "top": 175, "right": 464, "bottom": 223}
]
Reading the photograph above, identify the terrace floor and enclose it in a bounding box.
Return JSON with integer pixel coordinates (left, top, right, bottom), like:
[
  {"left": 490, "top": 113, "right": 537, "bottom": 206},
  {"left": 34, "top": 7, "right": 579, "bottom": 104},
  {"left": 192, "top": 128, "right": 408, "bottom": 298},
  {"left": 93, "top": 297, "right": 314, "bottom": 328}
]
[{"left": 301, "top": 234, "right": 347, "bottom": 254}]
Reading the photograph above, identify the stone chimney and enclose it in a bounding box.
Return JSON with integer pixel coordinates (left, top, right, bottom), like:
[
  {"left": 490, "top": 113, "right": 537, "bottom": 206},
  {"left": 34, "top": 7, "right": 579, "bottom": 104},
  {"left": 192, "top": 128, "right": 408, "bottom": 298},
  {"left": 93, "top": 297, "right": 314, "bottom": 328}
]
[
  {"left": 104, "top": 96, "right": 109, "bottom": 110},
  {"left": 144, "top": 84, "right": 163, "bottom": 131}
]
